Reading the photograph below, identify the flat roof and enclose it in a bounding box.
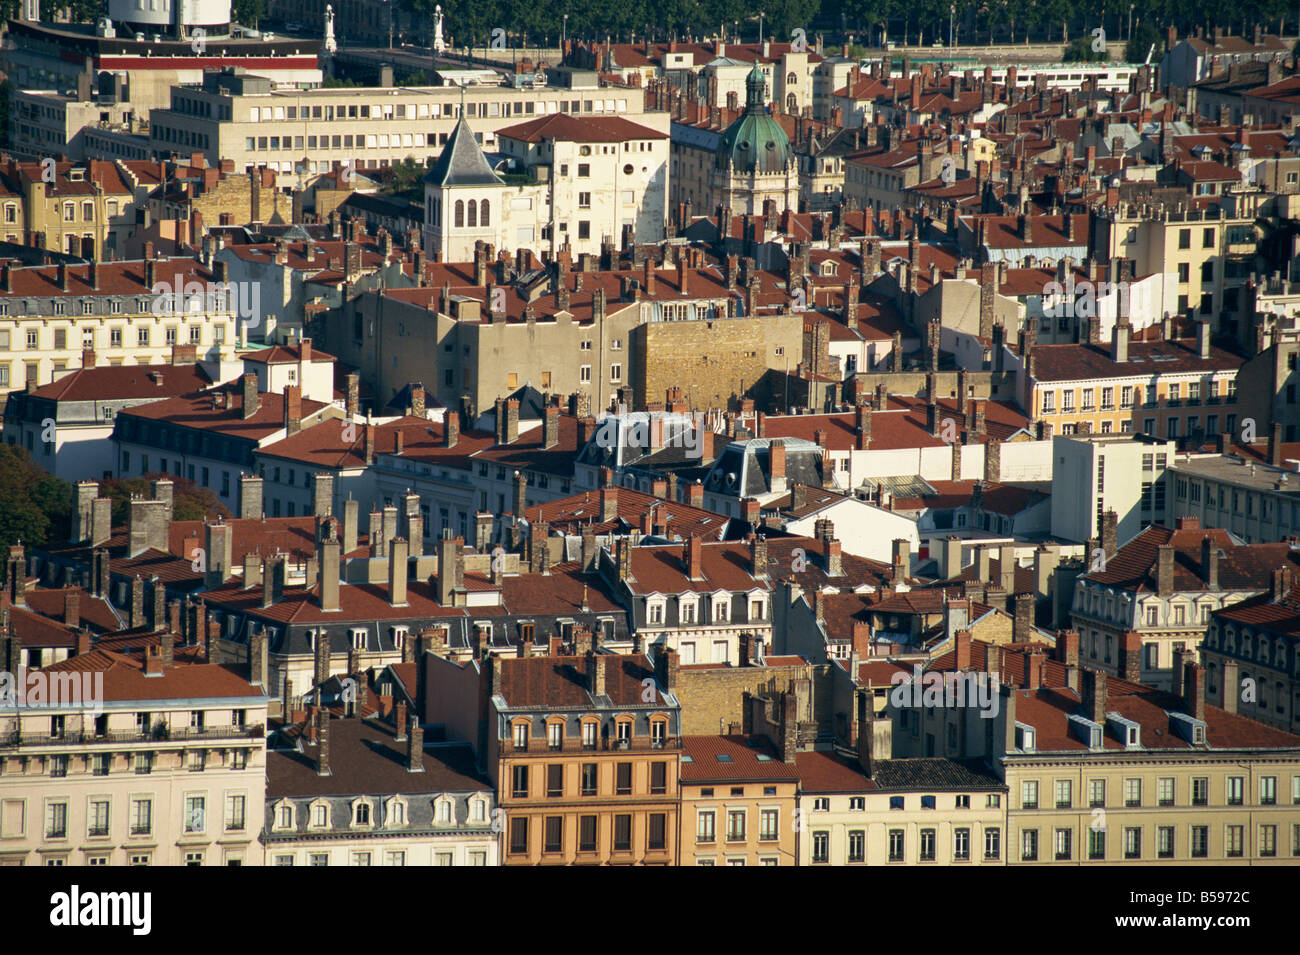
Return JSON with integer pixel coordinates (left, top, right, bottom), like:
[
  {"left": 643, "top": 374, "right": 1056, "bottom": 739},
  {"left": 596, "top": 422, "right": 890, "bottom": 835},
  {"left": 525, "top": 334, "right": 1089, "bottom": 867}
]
[{"left": 1171, "top": 454, "right": 1300, "bottom": 493}]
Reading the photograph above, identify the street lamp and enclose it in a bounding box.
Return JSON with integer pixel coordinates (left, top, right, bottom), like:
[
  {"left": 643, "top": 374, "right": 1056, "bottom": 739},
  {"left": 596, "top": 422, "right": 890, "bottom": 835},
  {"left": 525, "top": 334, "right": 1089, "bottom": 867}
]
[
  {"left": 950, "top": 3, "right": 956, "bottom": 48},
  {"left": 1128, "top": 4, "right": 1134, "bottom": 42},
  {"left": 562, "top": 14, "right": 567, "bottom": 53}
]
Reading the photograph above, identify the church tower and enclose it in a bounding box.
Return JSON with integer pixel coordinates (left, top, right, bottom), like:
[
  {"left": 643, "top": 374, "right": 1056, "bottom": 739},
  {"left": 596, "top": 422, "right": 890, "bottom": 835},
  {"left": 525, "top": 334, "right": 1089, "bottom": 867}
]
[
  {"left": 712, "top": 65, "right": 798, "bottom": 214},
  {"left": 423, "top": 116, "right": 507, "bottom": 262}
]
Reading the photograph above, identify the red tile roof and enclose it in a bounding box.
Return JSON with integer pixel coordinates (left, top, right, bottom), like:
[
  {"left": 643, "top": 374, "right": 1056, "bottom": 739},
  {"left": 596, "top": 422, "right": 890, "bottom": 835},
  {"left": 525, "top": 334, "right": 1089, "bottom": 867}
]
[{"left": 681, "top": 735, "right": 800, "bottom": 782}]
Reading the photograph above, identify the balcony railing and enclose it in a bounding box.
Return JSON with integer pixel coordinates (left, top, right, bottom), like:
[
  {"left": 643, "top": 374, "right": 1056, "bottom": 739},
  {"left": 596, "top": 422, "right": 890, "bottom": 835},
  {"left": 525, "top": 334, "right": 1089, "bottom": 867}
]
[
  {"left": 506, "top": 736, "right": 680, "bottom": 755},
  {"left": 0, "top": 724, "right": 265, "bottom": 750}
]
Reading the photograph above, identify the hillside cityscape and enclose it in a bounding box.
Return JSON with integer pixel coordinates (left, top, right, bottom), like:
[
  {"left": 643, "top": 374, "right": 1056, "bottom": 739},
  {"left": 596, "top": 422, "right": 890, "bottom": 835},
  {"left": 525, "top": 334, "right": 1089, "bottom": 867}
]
[{"left": 0, "top": 0, "right": 1297, "bottom": 878}]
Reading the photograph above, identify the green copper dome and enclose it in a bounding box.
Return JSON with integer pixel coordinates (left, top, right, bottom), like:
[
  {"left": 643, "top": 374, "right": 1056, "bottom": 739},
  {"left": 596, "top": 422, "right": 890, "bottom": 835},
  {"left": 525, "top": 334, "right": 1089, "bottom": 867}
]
[{"left": 716, "top": 64, "right": 791, "bottom": 174}]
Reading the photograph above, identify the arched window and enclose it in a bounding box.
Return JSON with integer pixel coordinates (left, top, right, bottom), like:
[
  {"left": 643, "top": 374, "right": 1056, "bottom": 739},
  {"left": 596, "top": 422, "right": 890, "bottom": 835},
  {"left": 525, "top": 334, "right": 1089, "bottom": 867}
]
[
  {"left": 453, "top": 200, "right": 464, "bottom": 228},
  {"left": 467, "top": 199, "right": 477, "bottom": 228},
  {"left": 786, "top": 72, "right": 797, "bottom": 85},
  {"left": 786, "top": 93, "right": 797, "bottom": 112},
  {"left": 480, "top": 199, "right": 490, "bottom": 227}
]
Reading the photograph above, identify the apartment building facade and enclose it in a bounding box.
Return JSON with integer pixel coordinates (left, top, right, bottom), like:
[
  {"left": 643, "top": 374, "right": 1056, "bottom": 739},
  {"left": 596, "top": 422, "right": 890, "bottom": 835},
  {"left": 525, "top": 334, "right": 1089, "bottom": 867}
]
[
  {"left": 0, "top": 645, "right": 269, "bottom": 866},
  {"left": 892, "top": 641, "right": 1300, "bottom": 864},
  {"left": 479, "top": 651, "right": 683, "bottom": 865},
  {"left": 149, "top": 68, "right": 664, "bottom": 176},
  {"left": 263, "top": 715, "right": 499, "bottom": 867},
  {"left": 1169, "top": 454, "right": 1300, "bottom": 543},
  {"left": 1204, "top": 575, "right": 1300, "bottom": 734},
  {"left": 680, "top": 735, "right": 799, "bottom": 866},
  {"left": 0, "top": 159, "right": 137, "bottom": 257},
  {"left": 1070, "top": 518, "right": 1292, "bottom": 689},
  {"left": 0, "top": 258, "right": 242, "bottom": 399},
  {"left": 1026, "top": 331, "right": 1242, "bottom": 445},
  {"left": 1093, "top": 202, "right": 1262, "bottom": 343}
]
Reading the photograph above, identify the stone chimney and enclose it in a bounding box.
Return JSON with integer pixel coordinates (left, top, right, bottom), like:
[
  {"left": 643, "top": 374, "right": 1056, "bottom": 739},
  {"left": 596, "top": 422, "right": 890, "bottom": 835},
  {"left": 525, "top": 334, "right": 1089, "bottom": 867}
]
[
  {"left": 239, "top": 475, "right": 263, "bottom": 520},
  {"left": 1082, "top": 669, "right": 1108, "bottom": 723},
  {"left": 406, "top": 715, "right": 424, "bottom": 771},
  {"left": 241, "top": 373, "right": 259, "bottom": 419},
  {"left": 1156, "top": 543, "right": 1175, "bottom": 597}
]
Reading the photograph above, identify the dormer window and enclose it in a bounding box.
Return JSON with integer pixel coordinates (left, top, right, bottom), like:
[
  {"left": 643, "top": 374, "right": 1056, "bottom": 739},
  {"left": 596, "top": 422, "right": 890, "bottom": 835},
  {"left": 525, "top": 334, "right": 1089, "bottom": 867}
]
[
  {"left": 616, "top": 721, "right": 631, "bottom": 746},
  {"left": 513, "top": 721, "right": 529, "bottom": 749},
  {"left": 388, "top": 800, "right": 406, "bottom": 826},
  {"left": 436, "top": 799, "right": 453, "bottom": 824},
  {"left": 276, "top": 804, "right": 293, "bottom": 830},
  {"left": 353, "top": 801, "right": 371, "bottom": 826}
]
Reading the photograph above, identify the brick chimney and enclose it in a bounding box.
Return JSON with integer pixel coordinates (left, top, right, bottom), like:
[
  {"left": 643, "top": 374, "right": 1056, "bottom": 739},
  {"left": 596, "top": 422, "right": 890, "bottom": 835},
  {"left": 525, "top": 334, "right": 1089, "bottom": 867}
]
[
  {"left": 1201, "top": 537, "right": 1220, "bottom": 590},
  {"left": 1184, "top": 662, "right": 1205, "bottom": 721},
  {"left": 686, "top": 536, "right": 704, "bottom": 581},
  {"left": 1082, "top": 669, "right": 1108, "bottom": 723},
  {"left": 1155, "top": 543, "right": 1175, "bottom": 597},
  {"left": 283, "top": 384, "right": 303, "bottom": 435}
]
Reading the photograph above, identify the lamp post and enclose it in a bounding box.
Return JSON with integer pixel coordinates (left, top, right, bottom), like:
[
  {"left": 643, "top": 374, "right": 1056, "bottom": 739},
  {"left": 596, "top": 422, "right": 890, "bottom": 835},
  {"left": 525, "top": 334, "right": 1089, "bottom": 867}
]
[
  {"left": 950, "top": 3, "right": 955, "bottom": 48},
  {"left": 562, "top": 14, "right": 567, "bottom": 54},
  {"left": 1128, "top": 3, "right": 1134, "bottom": 42}
]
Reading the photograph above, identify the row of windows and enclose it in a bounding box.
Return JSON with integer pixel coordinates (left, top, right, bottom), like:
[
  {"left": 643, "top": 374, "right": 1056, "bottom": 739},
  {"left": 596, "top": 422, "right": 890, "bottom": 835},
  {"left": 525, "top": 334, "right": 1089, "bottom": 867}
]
[
  {"left": 38, "top": 793, "right": 244, "bottom": 840},
  {"left": 510, "top": 719, "right": 669, "bottom": 753},
  {"left": 1018, "top": 775, "right": 1297, "bottom": 809},
  {"left": 808, "top": 827, "right": 999, "bottom": 863},
  {"left": 273, "top": 849, "right": 488, "bottom": 866},
  {"left": 696, "top": 807, "right": 783, "bottom": 842},
  {"left": 272, "top": 796, "right": 489, "bottom": 831},
  {"left": 511, "top": 761, "right": 671, "bottom": 798},
  {"left": 244, "top": 98, "right": 628, "bottom": 124},
  {"left": 508, "top": 812, "right": 666, "bottom": 854},
  {"left": 0, "top": 323, "right": 222, "bottom": 349},
  {"left": 1040, "top": 379, "right": 1232, "bottom": 413},
  {"left": 1020, "top": 823, "right": 1298, "bottom": 860}
]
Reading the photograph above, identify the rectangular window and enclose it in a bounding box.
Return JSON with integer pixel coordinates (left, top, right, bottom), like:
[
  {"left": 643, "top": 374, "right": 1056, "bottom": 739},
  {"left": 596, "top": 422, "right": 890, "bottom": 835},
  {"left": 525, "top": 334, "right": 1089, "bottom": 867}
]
[
  {"left": 919, "top": 828, "right": 936, "bottom": 861},
  {"left": 953, "top": 828, "right": 970, "bottom": 861},
  {"left": 579, "top": 814, "right": 597, "bottom": 852},
  {"left": 984, "top": 827, "right": 1000, "bottom": 860},
  {"left": 813, "top": 830, "right": 830, "bottom": 863},
  {"left": 1225, "top": 825, "right": 1244, "bottom": 858},
  {"left": 697, "top": 811, "right": 716, "bottom": 843},
  {"left": 1021, "top": 829, "right": 1038, "bottom": 861},
  {"left": 509, "top": 817, "right": 528, "bottom": 854},
  {"left": 650, "top": 761, "right": 667, "bottom": 795},
  {"left": 543, "top": 816, "right": 563, "bottom": 853},
  {"left": 648, "top": 813, "right": 666, "bottom": 851},
  {"left": 1124, "top": 827, "right": 1141, "bottom": 859},
  {"left": 612, "top": 814, "right": 632, "bottom": 852},
  {"left": 1054, "top": 827, "right": 1072, "bottom": 861}
]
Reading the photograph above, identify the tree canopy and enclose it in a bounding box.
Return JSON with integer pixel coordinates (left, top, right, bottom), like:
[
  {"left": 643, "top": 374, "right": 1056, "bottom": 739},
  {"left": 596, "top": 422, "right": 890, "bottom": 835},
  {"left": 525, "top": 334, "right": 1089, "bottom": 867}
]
[{"left": 0, "top": 446, "right": 73, "bottom": 551}]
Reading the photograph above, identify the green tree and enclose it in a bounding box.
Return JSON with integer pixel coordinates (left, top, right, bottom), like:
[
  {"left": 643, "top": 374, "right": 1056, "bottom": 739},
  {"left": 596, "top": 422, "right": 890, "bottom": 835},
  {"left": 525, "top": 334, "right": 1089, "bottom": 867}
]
[
  {"left": 0, "top": 446, "right": 73, "bottom": 550},
  {"left": 383, "top": 156, "right": 431, "bottom": 201},
  {"left": 98, "top": 474, "right": 230, "bottom": 526},
  {"left": 1063, "top": 35, "right": 1106, "bottom": 61},
  {"left": 1127, "top": 20, "right": 1164, "bottom": 63},
  {"left": 232, "top": 0, "right": 265, "bottom": 27}
]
